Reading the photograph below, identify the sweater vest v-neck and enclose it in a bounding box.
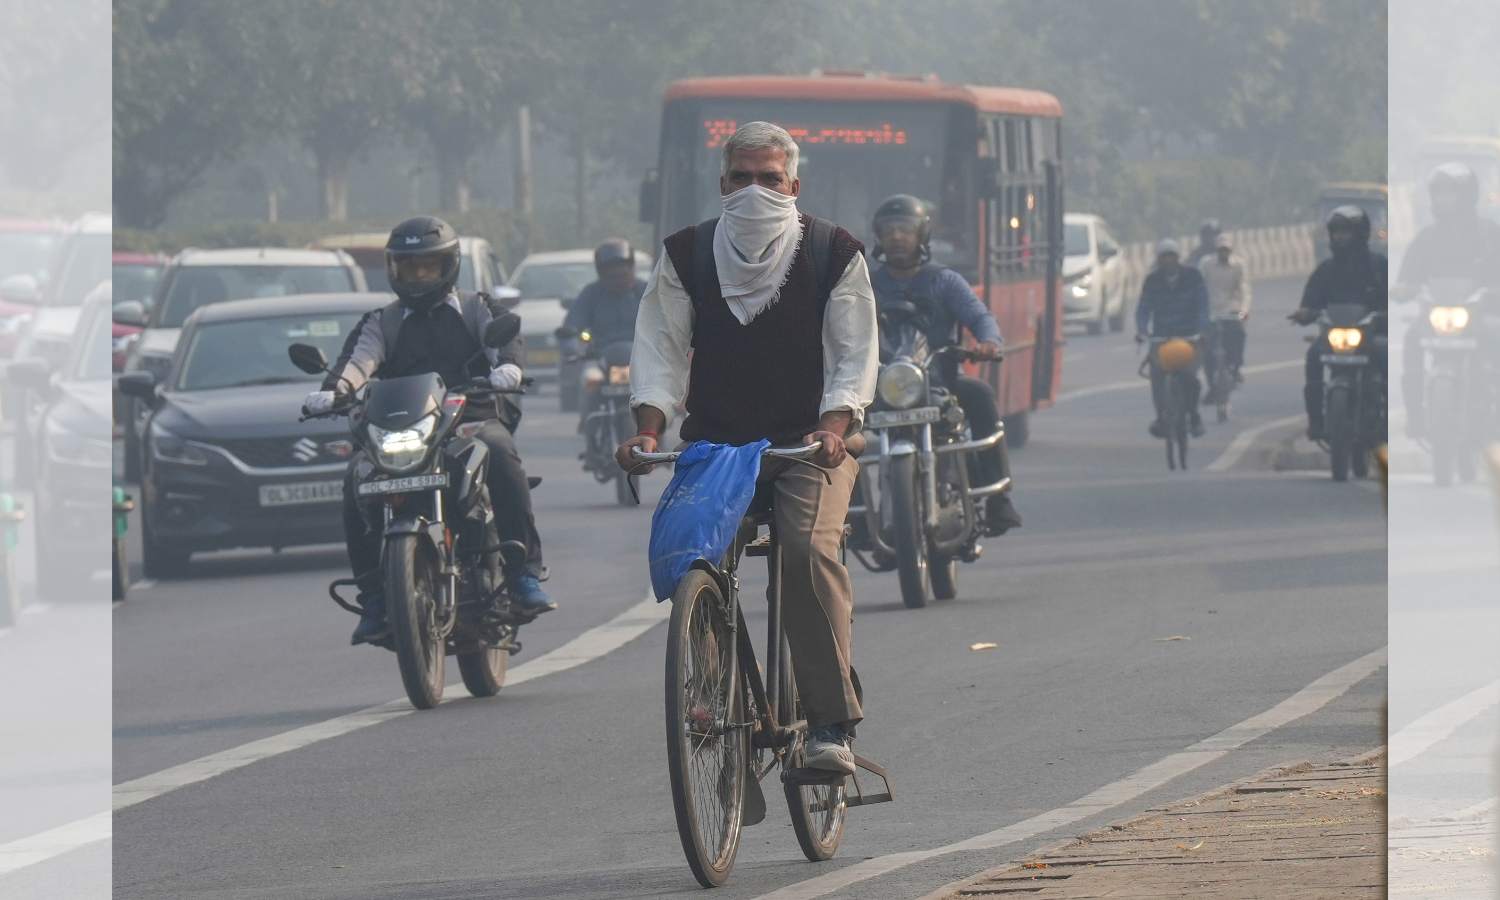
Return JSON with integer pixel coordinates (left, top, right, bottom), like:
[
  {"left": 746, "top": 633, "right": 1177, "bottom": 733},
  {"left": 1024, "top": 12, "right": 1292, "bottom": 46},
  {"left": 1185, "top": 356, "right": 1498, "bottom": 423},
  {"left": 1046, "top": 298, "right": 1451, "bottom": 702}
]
[{"left": 664, "top": 214, "right": 863, "bottom": 446}]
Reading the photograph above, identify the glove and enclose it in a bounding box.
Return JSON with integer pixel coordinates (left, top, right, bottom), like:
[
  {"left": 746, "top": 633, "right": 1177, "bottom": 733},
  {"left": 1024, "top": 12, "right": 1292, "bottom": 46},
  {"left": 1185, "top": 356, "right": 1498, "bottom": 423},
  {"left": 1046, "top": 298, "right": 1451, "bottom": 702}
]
[
  {"left": 303, "top": 390, "right": 337, "bottom": 414},
  {"left": 488, "top": 363, "right": 523, "bottom": 391}
]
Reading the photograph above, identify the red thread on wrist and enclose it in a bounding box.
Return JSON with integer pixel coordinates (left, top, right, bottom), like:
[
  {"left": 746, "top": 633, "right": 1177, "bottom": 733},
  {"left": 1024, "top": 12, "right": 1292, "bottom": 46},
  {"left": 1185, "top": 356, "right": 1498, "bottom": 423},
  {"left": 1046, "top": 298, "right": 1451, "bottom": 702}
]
[{"left": 637, "top": 430, "right": 660, "bottom": 441}]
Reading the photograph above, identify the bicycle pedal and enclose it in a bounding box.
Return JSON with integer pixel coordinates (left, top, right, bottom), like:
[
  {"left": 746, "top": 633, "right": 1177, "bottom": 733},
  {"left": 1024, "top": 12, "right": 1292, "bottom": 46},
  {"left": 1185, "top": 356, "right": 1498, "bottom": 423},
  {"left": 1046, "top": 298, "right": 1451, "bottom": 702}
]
[{"left": 744, "top": 535, "right": 772, "bottom": 557}]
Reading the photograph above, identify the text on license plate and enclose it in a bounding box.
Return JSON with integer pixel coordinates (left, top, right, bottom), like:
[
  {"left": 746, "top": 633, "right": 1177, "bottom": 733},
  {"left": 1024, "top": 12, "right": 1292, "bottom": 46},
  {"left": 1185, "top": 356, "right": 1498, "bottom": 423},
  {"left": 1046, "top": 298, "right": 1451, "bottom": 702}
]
[
  {"left": 866, "top": 407, "right": 941, "bottom": 428},
  {"left": 528, "top": 348, "right": 560, "bottom": 365},
  {"left": 1420, "top": 337, "right": 1477, "bottom": 349},
  {"left": 357, "top": 473, "right": 449, "bottom": 496},
  {"left": 599, "top": 385, "right": 631, "bottom": 397},
  {"left": 1321, "top": 354, "right": 1369, "bottom": 365},
  {"left": 259, "top": 480, "right": 343, "bottom": 507}
]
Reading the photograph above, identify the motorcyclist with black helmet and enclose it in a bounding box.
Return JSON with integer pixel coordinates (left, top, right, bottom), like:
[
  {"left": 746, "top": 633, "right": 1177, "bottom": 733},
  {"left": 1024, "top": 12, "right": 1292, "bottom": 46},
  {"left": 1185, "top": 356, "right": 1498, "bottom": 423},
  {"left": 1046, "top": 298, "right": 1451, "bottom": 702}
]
[
  {"left": 1392, "top": 162, "right": 1500, "bottom": 437},
  {"left": 866, "top": 194, "right": 1022, "bottom": 535},
  {"left": 1185, "top": 217, "right": 1222, "bottom": 268},
  {"left": 561, "top": 239, "right": 646, "bottom": 348},
  {"left": 1290, "top": 206, "right": 1388, "bottom": 440},
  {"left": 305, "top": 215, "right": 555, "bottom": 645}
]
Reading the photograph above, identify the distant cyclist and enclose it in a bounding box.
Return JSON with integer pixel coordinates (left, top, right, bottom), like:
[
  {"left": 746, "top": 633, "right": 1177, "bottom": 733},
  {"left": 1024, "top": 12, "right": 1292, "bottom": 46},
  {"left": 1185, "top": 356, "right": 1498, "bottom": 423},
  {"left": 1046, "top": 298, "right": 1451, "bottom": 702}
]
[
  {"left": 1198, "top": 233, "right": 1252, "bottom": 382},
  {"left": 1136, "top": 238, "right": 1211, "bottom": 438}
]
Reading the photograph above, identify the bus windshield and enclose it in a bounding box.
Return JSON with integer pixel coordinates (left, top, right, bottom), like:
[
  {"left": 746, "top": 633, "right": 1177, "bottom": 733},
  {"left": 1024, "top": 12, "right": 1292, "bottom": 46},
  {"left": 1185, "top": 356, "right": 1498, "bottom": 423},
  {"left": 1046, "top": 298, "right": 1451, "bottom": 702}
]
[{"left": 666, "top": 99, "right": 973, "bottom": 271}]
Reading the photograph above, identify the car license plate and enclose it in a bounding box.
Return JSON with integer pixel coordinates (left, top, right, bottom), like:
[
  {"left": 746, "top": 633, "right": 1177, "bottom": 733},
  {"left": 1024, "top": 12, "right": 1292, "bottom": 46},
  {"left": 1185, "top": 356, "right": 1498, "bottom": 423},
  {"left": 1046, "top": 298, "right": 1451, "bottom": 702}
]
[
  {"left": 1320, "top": 354, "right": 1369, "bottom": 365},
  {"left": 1420, "top": 337, "right": 1477, "bottom": 350},
  {"left": 528, "top": 348, "right": 559, "bottom": 366},
  {"left": 356, "top": 473, "right": 449, "bottom": 496},
  {"left": 866, "top": 407, "right": 941, "bottom": 428},
  {"left": 258, "top": 480, "right": 343, "bottom": 507},
  {"left": 600, "top": 385, "right": 631, "bottom": 397}
]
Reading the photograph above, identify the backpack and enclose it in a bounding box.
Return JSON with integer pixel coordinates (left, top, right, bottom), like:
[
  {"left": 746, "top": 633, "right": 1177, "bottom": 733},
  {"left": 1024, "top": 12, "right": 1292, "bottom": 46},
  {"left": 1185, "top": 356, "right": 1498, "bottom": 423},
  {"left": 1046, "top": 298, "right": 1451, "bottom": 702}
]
[{"left": 686, "top": 216, "right": 839, "bottom": 311}]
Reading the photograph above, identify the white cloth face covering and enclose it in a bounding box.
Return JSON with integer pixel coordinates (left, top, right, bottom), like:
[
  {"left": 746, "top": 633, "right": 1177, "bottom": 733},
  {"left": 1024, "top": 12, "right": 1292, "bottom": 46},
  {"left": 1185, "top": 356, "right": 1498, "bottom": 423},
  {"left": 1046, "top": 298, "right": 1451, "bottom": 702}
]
[{"left": 713, "top": 184, "right": 803, "bottom": 325}]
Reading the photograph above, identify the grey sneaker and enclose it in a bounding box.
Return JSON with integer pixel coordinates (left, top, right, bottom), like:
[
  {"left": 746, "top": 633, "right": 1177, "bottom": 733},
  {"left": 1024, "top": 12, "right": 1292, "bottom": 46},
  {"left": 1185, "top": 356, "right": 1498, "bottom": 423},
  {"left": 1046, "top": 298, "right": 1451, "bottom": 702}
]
[{"left": 803, "top": 725, "right": 855, "bottom": 774}]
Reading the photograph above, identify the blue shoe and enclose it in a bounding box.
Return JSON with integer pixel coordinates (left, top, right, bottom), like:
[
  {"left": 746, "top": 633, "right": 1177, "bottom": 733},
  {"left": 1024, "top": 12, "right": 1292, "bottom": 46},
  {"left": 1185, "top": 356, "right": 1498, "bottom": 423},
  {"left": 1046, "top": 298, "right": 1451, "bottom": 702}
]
[
  {"left": 508, "top": 573, "right": 557, "bottom": 615},
  {"left": 351, "top": 594, "right": 388, "bottom": 645}
]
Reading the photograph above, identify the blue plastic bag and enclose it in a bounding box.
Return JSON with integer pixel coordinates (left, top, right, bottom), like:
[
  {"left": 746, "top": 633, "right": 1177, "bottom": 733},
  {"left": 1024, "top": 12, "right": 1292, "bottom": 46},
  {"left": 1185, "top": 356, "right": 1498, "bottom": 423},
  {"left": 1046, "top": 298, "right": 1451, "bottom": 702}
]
[{"left": 649, "top": 439, "right": 771, "bottom": 601}]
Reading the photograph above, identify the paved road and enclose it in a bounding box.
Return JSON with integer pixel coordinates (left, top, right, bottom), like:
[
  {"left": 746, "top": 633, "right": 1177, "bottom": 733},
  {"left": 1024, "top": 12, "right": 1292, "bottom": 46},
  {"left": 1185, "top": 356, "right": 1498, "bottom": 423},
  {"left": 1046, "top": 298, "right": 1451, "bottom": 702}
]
[{"left": 104, "top": 276, "right": 1385, "bottom": 900}]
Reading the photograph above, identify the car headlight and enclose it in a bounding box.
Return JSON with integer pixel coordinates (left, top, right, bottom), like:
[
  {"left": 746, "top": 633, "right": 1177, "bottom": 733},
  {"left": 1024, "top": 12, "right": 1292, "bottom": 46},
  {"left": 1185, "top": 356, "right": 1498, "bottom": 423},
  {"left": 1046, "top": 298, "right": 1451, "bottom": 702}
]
[
  {"left": 112, "top": 332, "right": 140, "bottom": 356},
  {"left": 877, "top": 361, "right": 926, "bottom": 409},
  {"left": 149, "top": 422, "right": 211, "bottom": 466},
  {"left": 44, "top": 418, "right": 112, "bottom": 468},
  {"left": 0, "top": 313, "right": 32, "bottom": 337},
  {"left": 1429, "top": 306, "right": 1469, "bottom": 335},
  {"left": 608, "top": 364, "right": 630, "bottom": 385},
  {"left": 130, "top": 352, "right": 173, "bottom": 380},
  {"left": 1327, "top": 327, "right": 1363, "bottom": 353},
  {"left": 368, "top": 414, "right": 437, "bottom": 471},
  {"left": 1068, "top": 273, "right": 1094, "bottom": 299}
]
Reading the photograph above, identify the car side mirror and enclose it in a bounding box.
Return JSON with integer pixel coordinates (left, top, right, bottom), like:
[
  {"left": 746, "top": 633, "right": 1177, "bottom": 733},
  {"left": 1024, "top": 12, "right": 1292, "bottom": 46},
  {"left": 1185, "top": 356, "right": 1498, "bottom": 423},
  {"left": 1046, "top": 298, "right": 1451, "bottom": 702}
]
[
  {"left": 0, "top": 274, "right": 41, "bottom": 306},
  {"left": 5, "top": 357, "right": 51, "bottom": 392},
  {"left": 113, "top": 300, "right": 147, "bottom": 327},
  {"left": 484, "top": 313, "right": 522, "bottom": 349},
  {"left": 488, "top": 285, "right": 520, "bottom": 307},
  {"left": 116, "top": 371, "right": 160, "bottom": 406},
  {"left": 288, "top": 343, "right": 329, "bottom": 375}
]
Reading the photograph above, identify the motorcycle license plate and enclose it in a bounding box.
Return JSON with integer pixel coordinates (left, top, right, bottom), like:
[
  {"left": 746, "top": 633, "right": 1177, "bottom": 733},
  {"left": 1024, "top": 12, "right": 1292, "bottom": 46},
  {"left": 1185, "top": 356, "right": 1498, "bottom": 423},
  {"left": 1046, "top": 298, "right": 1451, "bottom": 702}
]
[
  {"left": 357, "top": 473, "right": 449, "bottom": 496},
  {"left": 866, "top": 407, "right": 941, "bottom": 428},
  {"left": 599, "top": 385, "right": 631, "bottom": 397},
  {"left": 259, "top": 480, "right": 343, "bottom": 507},
  {"left": 1320, "top": 354, "right": 1369, "bottom": 365},
  {"left": 1420, "top": 337, "right": 1477, "bottom": 350}
]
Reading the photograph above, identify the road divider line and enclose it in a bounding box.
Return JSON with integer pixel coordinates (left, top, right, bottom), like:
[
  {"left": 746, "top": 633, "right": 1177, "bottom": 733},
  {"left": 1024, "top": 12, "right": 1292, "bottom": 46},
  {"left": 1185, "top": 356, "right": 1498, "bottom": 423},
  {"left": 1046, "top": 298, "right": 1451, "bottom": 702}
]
[
  {"left": 1205, "top": 414, "right": 1303, "bottom": 472},
  {"left": 1054, "top": 358, "right": 1299, "bottom": 404},
  {"left": 752, "top": 645, "right": 1387, "bottom": 900},
  {"left": 112, "top": 592, "right": 667, "bottom": 814},
  {"left": 0, "top": 811, "right": 110, "bottom": 876},
  {"left": 1390, "top": 678, "right": 1500, "bottom": 767}
]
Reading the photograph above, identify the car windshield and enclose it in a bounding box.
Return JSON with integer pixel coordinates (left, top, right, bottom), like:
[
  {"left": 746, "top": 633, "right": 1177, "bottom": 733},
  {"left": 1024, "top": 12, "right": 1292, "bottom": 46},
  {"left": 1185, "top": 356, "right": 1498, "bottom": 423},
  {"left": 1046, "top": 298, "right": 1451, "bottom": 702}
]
[
  {"left": 0, "top": 232, "right": 58, "bottom": 282},
  {"left": 113, "top": 262, "right": 164, "bottom": 308},
  {"left": 175, "top": 311, "right": 366, "bottom": 391},
  {"left": 72, "top": 302, "right": 114, "bottom": 382},
  {"left": 156, "top": 265, "right": 356, "bottom": 327},
  {"left": 47, "top": 232, "right": 112, "bottom": 307},
  {"left": 1064, "top": 223, "right": 1091, "bottom": 256},
  {"left": 512, "top": 262, "right": 596, "bottom": 301}
]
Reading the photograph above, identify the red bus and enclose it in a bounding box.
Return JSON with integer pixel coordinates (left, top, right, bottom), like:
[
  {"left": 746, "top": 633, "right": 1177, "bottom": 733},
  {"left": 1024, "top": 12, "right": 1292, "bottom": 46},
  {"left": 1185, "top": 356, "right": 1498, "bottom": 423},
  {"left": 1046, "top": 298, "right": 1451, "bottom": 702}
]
[{"left": 639, "top": 72, "right": 1064, "bottom": 444}]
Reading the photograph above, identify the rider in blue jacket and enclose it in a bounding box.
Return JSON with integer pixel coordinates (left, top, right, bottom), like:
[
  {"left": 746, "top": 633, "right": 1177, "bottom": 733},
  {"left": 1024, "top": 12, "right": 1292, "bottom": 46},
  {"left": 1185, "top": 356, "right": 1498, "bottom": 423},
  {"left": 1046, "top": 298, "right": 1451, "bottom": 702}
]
[{"left": 1136, "top": 238, "right": 1212, "bottom": 438}]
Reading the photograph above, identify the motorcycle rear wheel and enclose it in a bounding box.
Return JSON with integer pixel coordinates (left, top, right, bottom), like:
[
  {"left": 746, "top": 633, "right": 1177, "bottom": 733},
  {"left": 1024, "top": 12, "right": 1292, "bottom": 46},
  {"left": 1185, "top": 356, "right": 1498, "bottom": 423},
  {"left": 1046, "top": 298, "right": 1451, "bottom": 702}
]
[
  {"left": 387, "top": 535, "right": 447, "bottom": 710},
  {"left": 887, "top": 454, "right": 929, "bottom": 608},
  {"left": 457, "top": 646, "right": 506, "bottom": 697},
  {"left": 929, "top": 546, "right": 959, "bottom": 601}
]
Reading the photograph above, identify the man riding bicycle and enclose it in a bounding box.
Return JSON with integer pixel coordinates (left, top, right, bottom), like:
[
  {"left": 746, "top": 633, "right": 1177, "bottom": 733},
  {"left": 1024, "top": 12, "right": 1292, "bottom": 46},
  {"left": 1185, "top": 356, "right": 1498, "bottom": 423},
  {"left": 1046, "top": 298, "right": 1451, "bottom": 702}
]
[
  {"left": 1137, "top": 238, "right": 1212, "bottom": 438},
  {"left": 617, "top": 121, "right": 877, "bottom": 774},
  {"left": 1198, "top": 233, "right": 1251, "bottom": 384}
]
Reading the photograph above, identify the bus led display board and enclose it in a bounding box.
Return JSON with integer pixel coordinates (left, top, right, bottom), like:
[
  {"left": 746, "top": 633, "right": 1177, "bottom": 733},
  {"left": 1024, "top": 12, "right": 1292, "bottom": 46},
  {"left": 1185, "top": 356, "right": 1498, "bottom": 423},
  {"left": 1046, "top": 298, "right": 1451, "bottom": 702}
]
[{"left": 702, "top": 119, "right": 908, "bottom": 148}]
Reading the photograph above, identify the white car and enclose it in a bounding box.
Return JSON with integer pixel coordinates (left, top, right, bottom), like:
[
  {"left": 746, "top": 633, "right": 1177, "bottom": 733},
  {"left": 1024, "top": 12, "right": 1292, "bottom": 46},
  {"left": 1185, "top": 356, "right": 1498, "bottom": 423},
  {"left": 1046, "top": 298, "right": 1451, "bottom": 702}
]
[{"left": 1062, "top": 213, "right": 1128, "bottom": 334}]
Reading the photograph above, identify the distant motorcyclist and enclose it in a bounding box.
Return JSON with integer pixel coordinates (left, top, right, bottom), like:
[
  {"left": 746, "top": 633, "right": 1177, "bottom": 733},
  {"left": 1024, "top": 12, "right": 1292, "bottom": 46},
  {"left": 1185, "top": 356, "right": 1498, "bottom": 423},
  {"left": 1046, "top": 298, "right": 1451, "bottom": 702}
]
[
  {"left": 304, "top": 215, "right": 555, "bottom": 645},
  {"left": 867, "top": 194, "right": 1022, "bottom": 534},
  {"left": 1185, "top": 218, "right": 1222, "bottom": 268},
  {"left": 1136, "top": 238, "right": 1211, "bottom": 438},
  {"left": 1289, "top": 206, "right": 1388, "bottom": 440},
  {"left": 1392, "top": 163, "right": 1500, "bottom": 437},
  {"left": 560, "top": 238, "right": 646, "bottom": 350},
  {"left": 1198, "top": 233, "right": 1252, "bottom": 381}
]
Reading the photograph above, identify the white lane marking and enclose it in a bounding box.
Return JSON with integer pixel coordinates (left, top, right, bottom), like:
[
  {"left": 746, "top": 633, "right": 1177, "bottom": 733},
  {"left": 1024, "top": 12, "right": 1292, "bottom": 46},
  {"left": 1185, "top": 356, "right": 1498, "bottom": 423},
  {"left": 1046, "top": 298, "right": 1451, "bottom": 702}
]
[
  {"left": 112, "top": 593, "right": 667, "bottom": 814},
  {"left": 752, "top": 646, "right": 1387, "bottom": 900},
  {"left": 0, "top": 811, "right": 110, "bottom": 876},
  {"left": 1390, "top": 678, "right": 1500, "bottom": 767},
  {"left": 1054, "top": 358, "right": 1300, "bottom": 404},
  {"left": 1205, "top": 414, "right": 1304, "bottom": 472}
]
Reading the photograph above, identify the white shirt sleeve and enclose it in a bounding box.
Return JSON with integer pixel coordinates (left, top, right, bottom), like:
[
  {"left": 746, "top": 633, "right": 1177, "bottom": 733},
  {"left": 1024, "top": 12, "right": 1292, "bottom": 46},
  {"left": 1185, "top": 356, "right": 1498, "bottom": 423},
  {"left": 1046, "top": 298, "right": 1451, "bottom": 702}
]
[
  {"left": 821, "top": 253, "right": 878, "bottom": 424},
  {"left": 629, "top": 254, "right": 694, "bottom": 426}
]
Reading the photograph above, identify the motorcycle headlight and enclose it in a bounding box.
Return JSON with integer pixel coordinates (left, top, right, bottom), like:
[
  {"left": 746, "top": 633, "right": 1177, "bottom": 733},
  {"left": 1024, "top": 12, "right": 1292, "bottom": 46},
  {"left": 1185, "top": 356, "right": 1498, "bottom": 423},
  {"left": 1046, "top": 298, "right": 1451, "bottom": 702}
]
[
  {"left": 608, "top": 364, "right": 631, "bottom": 385},
  {"left": 1327, "top": 327, "right": 1363, "bottom": 353},
  {"left": 368, "top": 414, "right": 437, "bottom": 471},
  {"left": 1429, "top": 306, "right": 1470, "bottom": 335},
  {"left": 877, "top": 361, "right": 926, "bottom": 410},
  {"left": 45, "top": 418, "right": 112, "bottom": 468},
  {"left": 149, "top": 422, "right": 211, "bottom": 466}
]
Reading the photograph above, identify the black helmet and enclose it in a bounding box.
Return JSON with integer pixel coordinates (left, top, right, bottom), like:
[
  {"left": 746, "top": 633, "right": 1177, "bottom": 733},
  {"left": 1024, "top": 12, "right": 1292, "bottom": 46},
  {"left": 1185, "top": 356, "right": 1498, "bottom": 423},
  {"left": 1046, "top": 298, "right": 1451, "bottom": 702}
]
[
  {"left": 1199, "top": 218, "right": 1221, "bottom": 239},
  {"left": 871, "top": 194, "right": 932, "bottom": 261},
  {"left": 1325, "top": 204, "right": 1371, "bottom": 244},
  {"left": 1429, "top": 162, "right": 1480, "bottom": 217},
  {"left": 386, "top": 215, "right": 461, "bottom": 312},
  {"left": 593, "top": 238, "right": 635, "bottom": 273}
]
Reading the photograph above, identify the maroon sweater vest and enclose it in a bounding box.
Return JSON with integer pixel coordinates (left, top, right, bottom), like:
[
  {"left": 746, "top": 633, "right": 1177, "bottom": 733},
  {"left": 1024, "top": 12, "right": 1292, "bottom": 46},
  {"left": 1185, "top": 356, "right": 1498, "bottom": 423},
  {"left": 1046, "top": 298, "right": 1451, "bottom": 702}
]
[{"left": 663, "top": 214, "right": 863, "bottom": 446}]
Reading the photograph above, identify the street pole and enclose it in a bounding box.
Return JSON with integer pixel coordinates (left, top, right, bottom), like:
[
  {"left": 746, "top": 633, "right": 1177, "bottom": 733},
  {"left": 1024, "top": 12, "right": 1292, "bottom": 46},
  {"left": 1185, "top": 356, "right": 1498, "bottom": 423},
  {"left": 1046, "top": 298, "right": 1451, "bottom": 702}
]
[{"left": 515, "top": 105, "right": 533, "bottom": 253}]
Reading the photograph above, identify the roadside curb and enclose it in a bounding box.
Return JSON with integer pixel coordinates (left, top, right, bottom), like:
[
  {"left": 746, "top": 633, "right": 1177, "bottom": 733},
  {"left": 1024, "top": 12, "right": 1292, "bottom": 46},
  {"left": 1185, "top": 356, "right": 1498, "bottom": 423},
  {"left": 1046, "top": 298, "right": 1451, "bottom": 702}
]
[{"left": 916, "top": 748, "right": 1385, "bottom": 900}]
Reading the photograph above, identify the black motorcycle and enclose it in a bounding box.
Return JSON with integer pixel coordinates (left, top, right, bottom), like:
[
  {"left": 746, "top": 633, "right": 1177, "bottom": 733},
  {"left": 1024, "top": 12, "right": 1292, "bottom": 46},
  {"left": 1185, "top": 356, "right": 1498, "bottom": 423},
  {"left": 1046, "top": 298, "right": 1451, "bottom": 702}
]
[
  {"left": 1307, "top": 303, "right": 1386, "bottom": 482},
  {"left": 289, "top": 314, "right": 533, "bottom": 709},
  {"left": 560, "top": 328, "right": 638, "bottom": 505},
  {"left": 1416, "top": 279, "right": 1495, "bottom": 485},
  {"left": 849, "top": 302, "right": 1009, "bottom": 608}
]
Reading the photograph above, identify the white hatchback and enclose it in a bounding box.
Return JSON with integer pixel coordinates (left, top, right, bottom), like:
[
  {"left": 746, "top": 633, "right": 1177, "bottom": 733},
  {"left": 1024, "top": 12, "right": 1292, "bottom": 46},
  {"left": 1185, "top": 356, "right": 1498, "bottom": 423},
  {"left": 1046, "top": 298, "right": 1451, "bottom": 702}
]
[{"left": 1062, "top": 213, "right": 1128, "bottom": 335}]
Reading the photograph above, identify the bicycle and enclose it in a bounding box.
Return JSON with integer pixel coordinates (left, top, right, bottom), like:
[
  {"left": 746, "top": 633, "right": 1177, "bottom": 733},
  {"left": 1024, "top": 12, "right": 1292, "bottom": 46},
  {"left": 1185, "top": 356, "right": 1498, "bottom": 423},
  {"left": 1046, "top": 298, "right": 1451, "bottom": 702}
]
[
  {"left": 1141, "top": 335, "right": 1201, "bottom": 471},
  {"left": 1204, "top": 314, "right": 1243, "bottom": 423},
  {"left": 631, "top": 442, "right": 893, "bottom": 887}
]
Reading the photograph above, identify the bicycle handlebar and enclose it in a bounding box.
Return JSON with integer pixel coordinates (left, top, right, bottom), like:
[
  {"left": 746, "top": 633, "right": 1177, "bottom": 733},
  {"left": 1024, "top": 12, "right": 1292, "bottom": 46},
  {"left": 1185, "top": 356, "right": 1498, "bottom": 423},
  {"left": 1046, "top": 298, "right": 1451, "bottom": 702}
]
[{"left": 631, "top": 441, "right": 824, "bottom": 466}]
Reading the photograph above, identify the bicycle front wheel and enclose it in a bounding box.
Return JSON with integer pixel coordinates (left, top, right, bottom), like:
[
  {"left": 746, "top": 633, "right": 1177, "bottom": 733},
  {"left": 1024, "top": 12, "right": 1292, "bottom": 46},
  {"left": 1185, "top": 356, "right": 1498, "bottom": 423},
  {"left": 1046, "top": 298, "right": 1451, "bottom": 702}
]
[{"left": 665, "top": 569, "right": 746, "bottom": 887}]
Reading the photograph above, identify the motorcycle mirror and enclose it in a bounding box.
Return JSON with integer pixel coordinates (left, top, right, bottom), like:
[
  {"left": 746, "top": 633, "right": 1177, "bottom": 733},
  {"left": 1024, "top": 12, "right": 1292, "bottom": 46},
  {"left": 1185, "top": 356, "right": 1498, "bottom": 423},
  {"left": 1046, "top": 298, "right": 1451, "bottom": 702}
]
[
  {"left": 288, "top": 343, "right": 329, "bottom": 374},
  {"left": 484, "top": 313, "right": 522, "bottom": 349}
]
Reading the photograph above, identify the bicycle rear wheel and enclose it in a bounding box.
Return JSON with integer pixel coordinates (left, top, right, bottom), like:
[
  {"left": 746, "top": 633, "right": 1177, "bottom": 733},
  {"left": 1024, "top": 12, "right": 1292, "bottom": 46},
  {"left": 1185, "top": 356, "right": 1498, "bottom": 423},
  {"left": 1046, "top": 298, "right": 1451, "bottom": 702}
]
[
  {"left": 777, "top": 639, "right": 846, "bottom": 861},
  {"left": 665, "top": 569, "right": 746, "bottom": 887}
]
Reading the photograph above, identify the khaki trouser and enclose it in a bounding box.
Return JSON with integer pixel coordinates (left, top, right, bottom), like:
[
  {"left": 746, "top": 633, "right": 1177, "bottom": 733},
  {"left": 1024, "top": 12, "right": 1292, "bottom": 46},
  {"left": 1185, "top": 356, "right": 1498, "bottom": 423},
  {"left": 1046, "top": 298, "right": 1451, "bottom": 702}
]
[{"left": 757, "top": 455, "right": 862, "bottom": 730}]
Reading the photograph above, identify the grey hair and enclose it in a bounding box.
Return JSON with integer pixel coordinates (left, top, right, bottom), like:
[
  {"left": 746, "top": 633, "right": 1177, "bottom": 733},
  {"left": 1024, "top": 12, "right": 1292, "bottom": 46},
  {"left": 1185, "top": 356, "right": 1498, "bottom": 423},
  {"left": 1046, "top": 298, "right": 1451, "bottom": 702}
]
[{"left": 721, "top": 121, "right": 800, "bottom": 181}]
